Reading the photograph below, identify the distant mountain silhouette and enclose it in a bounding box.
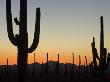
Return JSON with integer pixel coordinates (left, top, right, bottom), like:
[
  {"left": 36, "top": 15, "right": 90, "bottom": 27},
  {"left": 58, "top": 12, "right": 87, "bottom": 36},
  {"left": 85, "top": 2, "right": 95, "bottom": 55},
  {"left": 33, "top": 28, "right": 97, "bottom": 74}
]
[
  {"left": 2, "top": 60, "right": 110, "bottom": 74},
  {"left": 27, "top": 61, "right": 78, "bottom": 73}
]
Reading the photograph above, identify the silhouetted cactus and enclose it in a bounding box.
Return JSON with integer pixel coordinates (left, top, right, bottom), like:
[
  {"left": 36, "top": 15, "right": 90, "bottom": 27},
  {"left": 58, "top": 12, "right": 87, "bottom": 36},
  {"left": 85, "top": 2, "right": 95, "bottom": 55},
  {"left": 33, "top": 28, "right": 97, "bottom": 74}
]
[
  {"left": 55, "top": 54, "right": 60, "bottom": 75},
  {"left": 84, "top": 61, "right": 85, "bottom": 67},
  {"left": 6, "top": 0, "right": 40, "bottom": 82},
  {"left": 57, "top": 54, "right": 59, "bottom": 73},
  {"left": 100, "top": 16, "right": 104, "bottom": 68},
  {"left": 88, "top": 63, "right": 91, "bottom": 72},
  {"left": 99, "top": 16, "right": 106, "bottom": 72},
  {"left": 72, "top": 53, "right": 74, "bottom": 65},
  {"left": 83, "top": 61, "right": 86, "bottom": 75},
  {"left": 78, "top": 55, "right": 81, "bottom": 76},
  {"left": 46, "top": 53, "right": 49, "bottom": 73},
  {"left": 41, "top": 62, "right": 44, "bottom": 74},
  {"left": 33, "top": 53, "right": 35, "bottom": 73},
  {"left": 91, "top": 16, "right": 110, "bottom": 73},
  {"left": 42, "top": 53, "right": 49, "bottom": 75},
  {"left": 91, "top": 37, "right": 99, "bottom": 71},
  {"left": 58, "top": 54, "right": 59, "bottom": 63},
  {"left": 70, "top": 53, "right": 74, "bottom": 76},
  {"left": 47, "top": 53, "right": 48, "bottom": 65},
  {"left": 6, "top": 58, "right": 8, "bottom": 73},
  {"left": 85, "top": 56, "right": 87, "bottom": 66},
  {"left": 84, "top": 56, "right": 88, "bottom": 74},
  {"left": 79, "top": 55, "right": 81, "bottom": 71},
  {"left": 89, "top": 62, "right": 94, "bottom": 72}
]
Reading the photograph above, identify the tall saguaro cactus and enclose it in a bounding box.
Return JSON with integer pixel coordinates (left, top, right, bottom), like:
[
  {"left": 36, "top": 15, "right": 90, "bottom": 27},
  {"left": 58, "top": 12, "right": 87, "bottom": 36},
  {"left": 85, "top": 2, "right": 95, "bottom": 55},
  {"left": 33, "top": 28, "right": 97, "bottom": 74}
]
[
  {"left": 99, "top": 16, "right": 105, "bottom": 71},
  {"left": 6, "top": 0, "right": 40, "bottom": 82},
  {"left": 91, "top": 16, "right": 110, "bottom": 73},
  {"left": 100, "top": 16, "right": 104, "bottom": 67},
  {"left": 99, "top": 16, "right": 110, "bottom": 72}
]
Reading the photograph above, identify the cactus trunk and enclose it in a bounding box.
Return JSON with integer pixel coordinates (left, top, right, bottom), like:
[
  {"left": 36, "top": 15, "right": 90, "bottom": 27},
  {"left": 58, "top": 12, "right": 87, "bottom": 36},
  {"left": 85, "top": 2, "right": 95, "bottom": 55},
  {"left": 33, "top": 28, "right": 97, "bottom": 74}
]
[
  {"left": 99, "top": 16, "right": 105, "bottom": 72},
  {"left": 17, "top": 51, "right": 28, "bottom": 82},
  {"left": 33, "top": 53, "right": 35, "bottom": 73}
]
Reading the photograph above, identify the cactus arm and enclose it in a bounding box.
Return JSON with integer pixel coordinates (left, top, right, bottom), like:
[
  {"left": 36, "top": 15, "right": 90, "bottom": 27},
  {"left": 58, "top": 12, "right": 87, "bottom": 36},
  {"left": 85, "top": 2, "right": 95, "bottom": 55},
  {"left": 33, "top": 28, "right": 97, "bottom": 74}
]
[
  {"left": 6, "top": 0, "right": 16, "bottom": 46},
  {"left": 91, "top": 37, "right": 100, "bottom": 60},
  {"left": 28, "top": 8, "right": 40, "bottom": 53},
  {"left": 14, "top": 17, "right": 20, "bottom": 25},
  {"left": 95, "top": 49, "right": 100, "bottom": 60}
]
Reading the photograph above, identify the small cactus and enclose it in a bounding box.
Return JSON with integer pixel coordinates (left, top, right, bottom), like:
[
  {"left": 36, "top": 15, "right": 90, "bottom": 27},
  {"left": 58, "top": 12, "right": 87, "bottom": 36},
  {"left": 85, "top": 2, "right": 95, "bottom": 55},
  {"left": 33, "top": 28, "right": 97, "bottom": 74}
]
[
  {"left": 42, "top": 53, "right": 49, "bottom": 75},
  {"left": 55, "top": 54, "right": 60, "bottom": 75},
  {"left": 7, "top": 58, "right": 8, "bottom": 73},
  {"left": 79, "top": 55, "right": 81, "bottom": 71},
  {"left": 72, "top": 53, "right": 74, "bottom": 65},
  {"left": 78, "top": 55, "right": 81, "bottom": 77},
  {"left": 85, "top": 56, "right": 87, "bottom": 66}
]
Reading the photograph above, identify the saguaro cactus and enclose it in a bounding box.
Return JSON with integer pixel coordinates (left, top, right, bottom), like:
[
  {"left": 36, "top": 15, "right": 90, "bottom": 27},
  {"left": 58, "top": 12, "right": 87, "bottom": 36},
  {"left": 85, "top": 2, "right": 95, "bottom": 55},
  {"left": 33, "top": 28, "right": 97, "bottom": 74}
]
[
  {"left": 79, "top": 55, "right": 81, "bottom": 71},
  {"left": 45, "top": 53, "right": 49, "bottom": 74},
  {"left": 85, "top": 56, "right": 88, "bottom": 73},
  {"left": 91, "top": 37, "right": 100, "bottom": 71},
  {"left": 72, "top": 53, "right": 74, "bottom": 65},
  {"left": 47, "top": 53, "right": 48, "bottom": 64},
  {"left": 91, "top": 16, "right": 110, "bottom": 73},
  {"left": 85, "top": 56, "right": 87, "bottom": 66},
  {"left": 6, "top": 0, "right": 40, "bottom": 82},
  {"left": 55, "top": 54, "right": 60, "bottom": 75},
  {"left": 7, "top": 58, "right": 8, "bottom": 73},
  {"left": 78, "top": 55, "right": 81, "bottom": 76},
  {"left": 46, "top": 53, "right": 49, "bottom": 73},
  {"left": 57, "top": 54, "right": 59, "bottom": 72},
  {"left": 58, "top": 54, "right": 59, "bottom": 63},
  {"left": 100, "top": 16, "right": 104, "bottom": 68},
  {"left": 70, "top": 53, "right": 75, "bottom": 76},
  {"left": 99, "top": 16, "right": 110, "bottom": 72}
]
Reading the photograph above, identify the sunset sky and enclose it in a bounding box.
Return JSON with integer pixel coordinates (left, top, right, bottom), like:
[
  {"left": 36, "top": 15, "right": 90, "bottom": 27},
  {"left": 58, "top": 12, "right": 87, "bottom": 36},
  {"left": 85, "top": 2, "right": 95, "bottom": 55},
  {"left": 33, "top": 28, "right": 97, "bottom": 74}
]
[{"left": 0, "top": 0, "right": 110, "bottom": 65}]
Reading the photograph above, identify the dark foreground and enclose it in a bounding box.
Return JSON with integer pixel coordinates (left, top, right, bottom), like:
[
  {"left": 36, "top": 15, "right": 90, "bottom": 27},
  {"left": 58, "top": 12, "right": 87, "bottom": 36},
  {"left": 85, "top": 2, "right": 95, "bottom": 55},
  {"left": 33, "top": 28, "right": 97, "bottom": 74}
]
[{"left": 0, "top": 71, "right": 110, "bottom": 82}]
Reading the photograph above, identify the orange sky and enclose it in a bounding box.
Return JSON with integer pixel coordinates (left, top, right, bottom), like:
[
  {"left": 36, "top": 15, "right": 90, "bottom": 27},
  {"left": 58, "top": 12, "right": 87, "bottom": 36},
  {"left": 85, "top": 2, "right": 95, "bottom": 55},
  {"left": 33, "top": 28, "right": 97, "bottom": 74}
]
[{"left": 0, "top": 48, "right": 93, "bottom": 65}]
